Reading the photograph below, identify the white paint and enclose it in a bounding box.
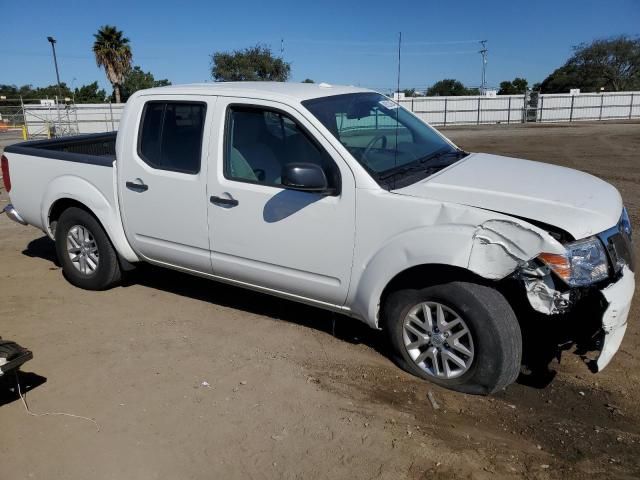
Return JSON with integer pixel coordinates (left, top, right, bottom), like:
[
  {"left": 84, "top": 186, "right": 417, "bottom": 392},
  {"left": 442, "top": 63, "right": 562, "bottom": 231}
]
[
  {"left": 205, "top": 95, "right": 356, "bottom": 305},
  {"left": 468, "top": 219, "right": 550, "bottom": 279},
  {"left": 397, "top": 152, "right": 622, "bottom": 240},
  {"left": 597, "top": 266, "right": 635, "bottom": 371},
  {"left": 117, "top": 94, "right": 216, "bottom": 273}
]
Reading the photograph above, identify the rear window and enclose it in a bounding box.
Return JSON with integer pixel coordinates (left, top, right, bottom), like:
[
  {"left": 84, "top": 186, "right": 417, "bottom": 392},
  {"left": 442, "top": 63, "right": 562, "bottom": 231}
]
[{"left": 138, "top": 102, "right": 206, "bottom": 174}]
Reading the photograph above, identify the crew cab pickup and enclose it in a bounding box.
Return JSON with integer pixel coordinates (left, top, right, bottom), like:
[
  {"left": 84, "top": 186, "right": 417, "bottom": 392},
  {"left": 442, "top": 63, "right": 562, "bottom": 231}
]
[{"left": 2, "top": 83, "right": 634, "bottom": 394}]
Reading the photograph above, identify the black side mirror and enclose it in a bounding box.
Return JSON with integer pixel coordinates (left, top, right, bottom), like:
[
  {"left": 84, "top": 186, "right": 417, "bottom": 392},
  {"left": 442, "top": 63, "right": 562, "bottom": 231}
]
[{"left": 281, "top": 163, "right": 331, "bottom": 193}]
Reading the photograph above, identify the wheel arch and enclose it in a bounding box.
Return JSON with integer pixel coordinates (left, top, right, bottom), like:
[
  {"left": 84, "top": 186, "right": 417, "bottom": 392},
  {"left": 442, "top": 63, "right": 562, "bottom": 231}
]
[
  {"left": 378, "top": 264, "right": 491, "bottom": 329},
  {"left": 348, "top": 216, "right": 566, "bottom": 329},
  {"left": 42, "top": 176, "right": 138, "bottom": 263},
  {"left": 49, "top": 198, "right": 92, "bottom": 234}
]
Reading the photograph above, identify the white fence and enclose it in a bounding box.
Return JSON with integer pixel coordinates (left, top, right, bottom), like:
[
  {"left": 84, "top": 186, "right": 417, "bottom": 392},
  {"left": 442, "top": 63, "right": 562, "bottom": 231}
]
[
  {"left": 24, "top": 103, "right": 124, "bottom": 137},
  {"left": 19, "top": 91, "right": 640, "bottom": 137},
  {"left": 398, "top": 94, "right": 527, "bottom": 126},
  {"left": 399, "top": 91, "right": 640, "bottom": 126},
  {"left": 536, "top": 92, "right": 640, "bottom": 123}
]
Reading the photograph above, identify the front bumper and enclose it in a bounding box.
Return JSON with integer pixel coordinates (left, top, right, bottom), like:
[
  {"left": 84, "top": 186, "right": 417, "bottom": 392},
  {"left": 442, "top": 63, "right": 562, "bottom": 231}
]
[
  {"left": 2, "top": 204, "right": 27, "bottom": 225},
  {"left": 596, "top": 266, "right": 635, "bottom": 371}
]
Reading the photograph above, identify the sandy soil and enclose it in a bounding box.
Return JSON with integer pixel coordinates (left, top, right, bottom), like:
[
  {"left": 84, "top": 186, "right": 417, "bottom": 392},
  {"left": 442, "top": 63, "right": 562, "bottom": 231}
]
[{"left": 1, "top": 122, "right": 639, "bottom": 479}]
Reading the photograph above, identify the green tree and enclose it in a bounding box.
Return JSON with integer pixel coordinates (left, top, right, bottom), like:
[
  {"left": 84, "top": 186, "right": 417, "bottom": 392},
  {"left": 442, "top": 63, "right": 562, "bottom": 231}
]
[
  {"left": 74, "top": 82, "right": 107, "bottom": 103},
  {"left": 0, "top": 82, "right": 106, "bottom": 103},
  {"left": 498, "top": 77, "right": 529, "bottom": 95},
  {"left": 35, "top": 83, "right": 73, "bottom": 100},
  {"left": 93, "top": 25, "right": 133, "bottom": 103},
  {"left": 512, "top": 77, "right": 528, "bottom": 93},
  {"left": 0, "top": 84, "right": 21, "bottom": 98},
  {"left": 540, "top": 36, "right": 640, "bottom": 93},
  {"left": 211, "top": 45, "right": 290, "bottom": 82},
  {"left": 121, "top": 66, "right": 171, "bottom": 101},
  {"left": 402, "top": 88, "right": 418, "bottom": 97},
  {"left": 302, "top": 78, "right": 315, "bottom": 83},
  {"left": 426, "top": 79, "right": 477, "bottom": 96}
]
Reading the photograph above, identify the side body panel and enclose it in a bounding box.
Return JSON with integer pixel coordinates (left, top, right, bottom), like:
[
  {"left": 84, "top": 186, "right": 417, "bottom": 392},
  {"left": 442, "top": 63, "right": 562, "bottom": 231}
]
[
  {"left": 6, "top": 151, "right": 138, "bottom": 262},
  {"left": 348, "top": 188, "right": 566, "bottom": 328},
  {"left": 206, "top": 96, "right": 357, "bottom": 305},
  {"left": 116, "top": 94, "right": 216, "bottom": 273}
]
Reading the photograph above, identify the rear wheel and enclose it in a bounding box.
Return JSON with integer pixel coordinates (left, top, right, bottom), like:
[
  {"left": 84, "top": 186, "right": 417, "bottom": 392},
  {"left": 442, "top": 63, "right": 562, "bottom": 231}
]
[
  {"left": 383, "top": 281, "right": 522, "bottom": 395},
  {"left": 55, "top": 207, "right": 121, "bottom": 290}
]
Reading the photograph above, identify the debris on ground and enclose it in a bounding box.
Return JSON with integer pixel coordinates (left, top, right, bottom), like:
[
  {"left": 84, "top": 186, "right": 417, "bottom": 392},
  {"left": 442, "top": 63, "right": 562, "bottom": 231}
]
[{"left": 427, "top": 390, "right": 440, "bottom": 410}]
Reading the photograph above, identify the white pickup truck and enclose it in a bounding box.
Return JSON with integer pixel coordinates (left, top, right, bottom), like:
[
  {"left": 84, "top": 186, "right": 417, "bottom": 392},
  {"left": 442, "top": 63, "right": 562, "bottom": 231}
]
[{"left": 2, "top": 83, "right": 634, "bottom": 394}]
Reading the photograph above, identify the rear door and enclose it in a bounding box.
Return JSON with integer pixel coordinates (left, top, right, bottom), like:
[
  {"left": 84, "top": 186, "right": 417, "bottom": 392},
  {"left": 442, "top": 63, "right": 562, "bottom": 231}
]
[
  {"left": 206, "top": 97, "right": 356, "bottom": 305},
  {"left": 119, "top": 96, "right": 215, "bottom": 273}
]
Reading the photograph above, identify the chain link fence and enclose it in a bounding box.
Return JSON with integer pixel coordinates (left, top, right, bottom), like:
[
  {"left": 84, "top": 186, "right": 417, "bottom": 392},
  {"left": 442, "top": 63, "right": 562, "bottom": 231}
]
[{"left": 0, "top": 97, "right": 123, "bottom": 139}]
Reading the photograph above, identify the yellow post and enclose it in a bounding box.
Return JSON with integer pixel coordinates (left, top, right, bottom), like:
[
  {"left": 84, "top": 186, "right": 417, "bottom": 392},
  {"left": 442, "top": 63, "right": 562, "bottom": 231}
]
[{"left": 22, "top": 125, "right": 27, "bottom": 140}]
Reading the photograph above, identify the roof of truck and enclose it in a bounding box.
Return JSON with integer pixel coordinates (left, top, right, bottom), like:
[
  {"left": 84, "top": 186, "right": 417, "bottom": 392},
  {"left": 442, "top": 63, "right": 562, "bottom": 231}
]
[{"left": 138, "top": 82, "right": 374, "bottom": 102}]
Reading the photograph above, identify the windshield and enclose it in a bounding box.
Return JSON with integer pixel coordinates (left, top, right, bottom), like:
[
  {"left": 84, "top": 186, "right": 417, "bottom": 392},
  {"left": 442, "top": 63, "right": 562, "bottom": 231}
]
[{"left": 302, "top": 92, "right": 465, "bottom": 188}]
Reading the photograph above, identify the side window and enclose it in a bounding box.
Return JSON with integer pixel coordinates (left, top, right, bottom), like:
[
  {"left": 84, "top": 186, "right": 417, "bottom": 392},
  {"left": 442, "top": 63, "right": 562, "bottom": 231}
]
[
  {"left": 138, "top": 102, "right": 206, "bottom": 174},
  {"left": 225, "top": 106, "right": 338, "bottom": 190}
]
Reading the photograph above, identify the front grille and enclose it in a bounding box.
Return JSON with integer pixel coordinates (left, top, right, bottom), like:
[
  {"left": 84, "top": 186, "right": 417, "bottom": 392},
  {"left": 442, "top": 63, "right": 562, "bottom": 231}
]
[{"left": 598, "top": 215, "right": 635, "bottom": 274}]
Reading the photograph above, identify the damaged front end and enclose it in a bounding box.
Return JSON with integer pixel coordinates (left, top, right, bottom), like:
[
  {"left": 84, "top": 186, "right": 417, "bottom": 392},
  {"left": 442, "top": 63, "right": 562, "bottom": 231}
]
[
  {"left": 513, "top": 208, "right": 635, "bottom": 371},
  {"left": 520, "top": 263, "right": 572, "bottom": 316}
]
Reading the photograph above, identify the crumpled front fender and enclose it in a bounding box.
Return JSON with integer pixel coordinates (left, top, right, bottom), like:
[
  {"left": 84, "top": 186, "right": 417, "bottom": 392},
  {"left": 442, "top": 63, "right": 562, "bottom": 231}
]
[{"left": 351, "top": 210, "right": 565, "bottom": 328}]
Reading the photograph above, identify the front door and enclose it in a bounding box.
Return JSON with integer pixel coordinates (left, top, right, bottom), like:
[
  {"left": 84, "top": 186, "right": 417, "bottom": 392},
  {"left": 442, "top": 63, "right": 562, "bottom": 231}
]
[
  {"left": 119, "top": 96, "right": 214, "bottom": 273},
  {"left": 207, "top": 98, "right": 356, "bottom": 305}
]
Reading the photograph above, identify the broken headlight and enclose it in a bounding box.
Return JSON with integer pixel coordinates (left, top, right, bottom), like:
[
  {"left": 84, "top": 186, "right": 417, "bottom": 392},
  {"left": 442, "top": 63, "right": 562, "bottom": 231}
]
[{"left": 538, "top": 236, "right": 609, "bottom": 287}]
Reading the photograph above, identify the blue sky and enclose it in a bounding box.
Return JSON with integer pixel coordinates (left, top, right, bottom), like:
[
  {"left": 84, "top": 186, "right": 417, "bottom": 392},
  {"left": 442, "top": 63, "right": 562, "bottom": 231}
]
[{"left": 1, "top": 0, "right": 638, "bottom": 92}]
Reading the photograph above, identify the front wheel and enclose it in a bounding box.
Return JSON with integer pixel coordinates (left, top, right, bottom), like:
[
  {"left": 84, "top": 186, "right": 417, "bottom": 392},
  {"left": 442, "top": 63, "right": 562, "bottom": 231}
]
[
  {"left": 55, "top": 207, "right": 121, "bottom": 290},
  {"left": 383, "top": 282, "right": 522, "bottom": 395}
]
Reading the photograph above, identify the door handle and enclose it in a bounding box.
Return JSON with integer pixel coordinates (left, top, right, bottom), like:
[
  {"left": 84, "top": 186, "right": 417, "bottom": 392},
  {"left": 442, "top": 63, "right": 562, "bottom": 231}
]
[
  {"left": 210, "top": 195, "right": 239, "bottom": 207},
  {"left": 126, "top": 179, "right": 149, "bottom": 192}
]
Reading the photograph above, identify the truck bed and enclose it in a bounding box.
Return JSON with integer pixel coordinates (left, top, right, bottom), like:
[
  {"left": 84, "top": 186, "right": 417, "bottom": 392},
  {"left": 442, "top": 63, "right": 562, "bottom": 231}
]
[
  {"left": 4, "top": 132, "right": 116, "bottom": 167},
  {"left": 4, "top": 131, "right": 119, "bottom": 234}
]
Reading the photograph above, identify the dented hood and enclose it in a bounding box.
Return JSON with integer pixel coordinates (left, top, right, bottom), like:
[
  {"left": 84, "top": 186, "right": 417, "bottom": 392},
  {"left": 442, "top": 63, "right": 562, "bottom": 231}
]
[{"left": 395, "top": 153, "right": 622, "bottom": 240}]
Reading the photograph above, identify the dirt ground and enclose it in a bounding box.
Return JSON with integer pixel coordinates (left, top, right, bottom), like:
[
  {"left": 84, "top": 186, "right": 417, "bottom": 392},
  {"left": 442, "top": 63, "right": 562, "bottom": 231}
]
[{"left": 1, "top": 122, "right": 639, "bottom": 479}]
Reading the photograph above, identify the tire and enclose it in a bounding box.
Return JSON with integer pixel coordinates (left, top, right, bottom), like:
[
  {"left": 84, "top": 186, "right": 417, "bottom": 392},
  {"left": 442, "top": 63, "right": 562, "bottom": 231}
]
[
  {"left": 383, "top": 282, "right": 522, "bottom": 395},
  {"left": 55, "top": 207, "right": 121, "bottom": 290}
]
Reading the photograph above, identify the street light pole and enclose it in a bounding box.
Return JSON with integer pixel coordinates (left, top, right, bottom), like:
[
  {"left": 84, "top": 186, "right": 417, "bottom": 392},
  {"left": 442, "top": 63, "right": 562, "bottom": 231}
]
[
  {"left": 47, "top": 36, "right": 63, "bottom": 135},
  {"left": 47, "top": 37, "right": 63, "bottom": 103}
]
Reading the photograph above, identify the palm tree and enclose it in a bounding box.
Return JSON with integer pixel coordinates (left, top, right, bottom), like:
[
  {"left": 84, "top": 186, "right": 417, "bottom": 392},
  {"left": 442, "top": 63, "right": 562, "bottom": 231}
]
[{"left": 92, "top": 25, "right": 132, "bottom": 103}]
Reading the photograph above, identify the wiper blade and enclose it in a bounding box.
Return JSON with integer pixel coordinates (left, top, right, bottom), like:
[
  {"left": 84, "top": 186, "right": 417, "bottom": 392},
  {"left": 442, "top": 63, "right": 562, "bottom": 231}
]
[
  {"left": 377, "top": 150, "right": 467, "bottom": 182},
  {"left": 378, "top": 164, "right": 438, "bottom": 181},
  {"left": 417, "top": 149, "right": 467, "bottom": 166}
]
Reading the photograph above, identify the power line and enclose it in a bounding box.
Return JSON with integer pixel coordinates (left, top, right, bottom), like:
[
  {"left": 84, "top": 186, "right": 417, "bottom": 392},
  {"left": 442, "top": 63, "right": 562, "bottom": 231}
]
[
  {"left": 284, "top": 38, "right": 481, "bottom": 47},
  {"left": 349, "top": 50, "right": 477, "bottom": 57},
  {"left": 0, "top": 50, "right": 160, "bottom": 61}
]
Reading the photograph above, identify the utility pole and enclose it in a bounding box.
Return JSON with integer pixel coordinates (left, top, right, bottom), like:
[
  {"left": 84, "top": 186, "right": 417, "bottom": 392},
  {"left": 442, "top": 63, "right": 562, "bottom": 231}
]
[
  {"left": 280, "top": 38, "right": 284, "bottom": 57},
  {"left": 479, "top": 40, "right": 488, "bottom": 95},
  {"left": 396, "top": 32, "right": 402, "bottom": 98},
  {"left": 47, "top": 36, "right": 64, "bottom": 135}
]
